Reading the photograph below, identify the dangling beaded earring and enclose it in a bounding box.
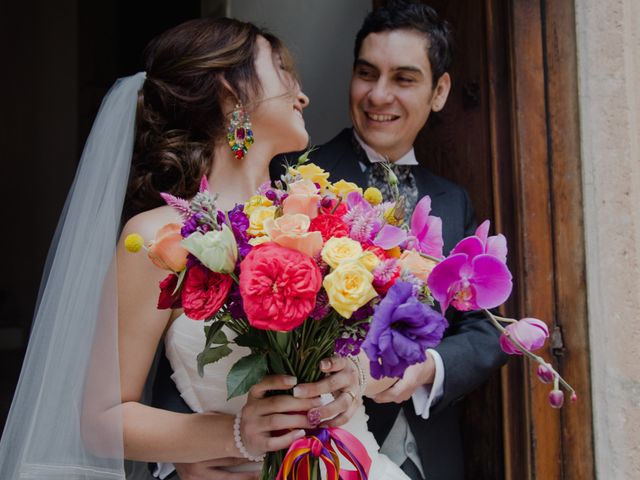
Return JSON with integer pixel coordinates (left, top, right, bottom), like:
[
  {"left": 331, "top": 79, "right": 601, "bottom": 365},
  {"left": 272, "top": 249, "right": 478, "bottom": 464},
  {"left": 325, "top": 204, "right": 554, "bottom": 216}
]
[{"left": 227, "top": 103, "right": 254, "bottom": 160}]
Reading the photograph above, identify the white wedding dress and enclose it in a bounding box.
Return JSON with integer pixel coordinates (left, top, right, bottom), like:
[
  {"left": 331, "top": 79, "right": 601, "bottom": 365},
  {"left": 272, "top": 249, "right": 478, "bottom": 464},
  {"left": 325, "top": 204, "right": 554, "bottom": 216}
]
[{"left": 164, "top": 314, "right": 409, "bottom": 479}]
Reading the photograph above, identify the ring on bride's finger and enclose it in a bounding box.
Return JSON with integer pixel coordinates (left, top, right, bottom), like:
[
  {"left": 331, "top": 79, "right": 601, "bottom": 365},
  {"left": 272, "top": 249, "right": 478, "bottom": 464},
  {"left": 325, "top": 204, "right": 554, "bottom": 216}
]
[{"left": 344, "top": 390, "right": 357, "bottom": 402}]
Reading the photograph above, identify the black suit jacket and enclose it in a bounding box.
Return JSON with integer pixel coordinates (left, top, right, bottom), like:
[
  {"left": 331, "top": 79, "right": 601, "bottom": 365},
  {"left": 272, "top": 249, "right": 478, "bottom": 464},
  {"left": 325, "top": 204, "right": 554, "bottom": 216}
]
[{"left": 152, "top": 128, "right": 507, "bottom": 480}]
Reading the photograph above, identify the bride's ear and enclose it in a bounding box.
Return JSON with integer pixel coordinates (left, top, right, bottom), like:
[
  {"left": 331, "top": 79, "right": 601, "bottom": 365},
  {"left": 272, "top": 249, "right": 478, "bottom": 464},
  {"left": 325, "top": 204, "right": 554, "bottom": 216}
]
[{"left": 219, "top": 75, "right": 241, "bottom": 114}]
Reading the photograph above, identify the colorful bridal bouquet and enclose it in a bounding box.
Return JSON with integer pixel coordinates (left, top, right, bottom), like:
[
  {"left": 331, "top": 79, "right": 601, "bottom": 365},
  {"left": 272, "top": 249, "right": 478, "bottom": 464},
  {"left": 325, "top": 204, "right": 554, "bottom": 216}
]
[{"left": 126, "top": 154, "right": 574, "bottom": 479}]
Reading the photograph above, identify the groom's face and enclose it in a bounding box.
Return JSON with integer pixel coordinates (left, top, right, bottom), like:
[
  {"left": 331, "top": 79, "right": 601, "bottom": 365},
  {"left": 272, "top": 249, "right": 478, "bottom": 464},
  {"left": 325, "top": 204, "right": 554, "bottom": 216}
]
[{"left": 350, "top": 28, "right": 450, "bottom": 161}]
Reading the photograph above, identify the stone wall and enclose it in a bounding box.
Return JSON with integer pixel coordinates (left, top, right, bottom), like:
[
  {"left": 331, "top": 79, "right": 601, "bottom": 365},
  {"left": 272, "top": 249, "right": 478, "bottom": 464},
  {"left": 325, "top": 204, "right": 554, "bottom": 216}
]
[{"left": 575, "top": 0, "right": 640, "bottom": 478}]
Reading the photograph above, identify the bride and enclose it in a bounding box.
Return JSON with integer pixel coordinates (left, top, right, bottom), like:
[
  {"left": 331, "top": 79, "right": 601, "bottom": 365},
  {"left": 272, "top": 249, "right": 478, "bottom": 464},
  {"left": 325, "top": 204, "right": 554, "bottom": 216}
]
[{"left": 0, "top": 16, "right": 409, "bottom": 480}]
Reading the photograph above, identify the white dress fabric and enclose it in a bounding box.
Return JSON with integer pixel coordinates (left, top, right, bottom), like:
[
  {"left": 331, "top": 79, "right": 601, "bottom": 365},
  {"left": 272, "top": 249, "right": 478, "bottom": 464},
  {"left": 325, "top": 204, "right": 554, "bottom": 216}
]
[{"left": 164, "top": 314, "right": 409, "bottom": 479}]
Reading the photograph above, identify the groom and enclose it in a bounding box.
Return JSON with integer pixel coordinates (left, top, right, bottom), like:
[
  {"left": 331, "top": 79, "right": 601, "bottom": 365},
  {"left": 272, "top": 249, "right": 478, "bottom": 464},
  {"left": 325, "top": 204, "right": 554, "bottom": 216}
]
[
  {"left": 288, "top": 3, "right": 508, "bottom": 480},
  {"left": 156, "top": 2, "right": 507, "bottom": 479}
]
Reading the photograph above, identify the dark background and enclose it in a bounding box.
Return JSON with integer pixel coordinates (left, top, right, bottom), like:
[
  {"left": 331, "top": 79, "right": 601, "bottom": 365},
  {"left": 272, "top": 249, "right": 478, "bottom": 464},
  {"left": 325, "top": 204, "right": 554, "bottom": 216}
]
[{"left": 0, "top": 0, "right": 211, "bottom": 433}]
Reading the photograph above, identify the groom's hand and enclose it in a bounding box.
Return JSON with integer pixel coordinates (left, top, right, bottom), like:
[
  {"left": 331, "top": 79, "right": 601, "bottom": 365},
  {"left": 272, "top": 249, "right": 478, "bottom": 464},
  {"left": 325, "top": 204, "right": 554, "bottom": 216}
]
[
  {"left": 371, "top": 352, "right": 436, "bottom": 404},
  {"left": 174, "top": 458, "right": 258, "bottom": 480}
]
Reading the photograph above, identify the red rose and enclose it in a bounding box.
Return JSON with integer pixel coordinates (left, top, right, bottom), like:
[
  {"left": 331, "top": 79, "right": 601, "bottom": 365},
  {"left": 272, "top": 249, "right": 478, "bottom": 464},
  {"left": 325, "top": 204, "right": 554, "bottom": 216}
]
[
  {"left": 158, "top": 273, "right": 182, "bottom": 310},
  {"left": 309, "top": 214, "right": 349, "bottom": 242},
  {"left": 239, "top": 242, "right": 322, "bottom": 331},
  {"left": 320, "top": 199, "right": 347, "bottom": 217},
  {"left": 182, "top": 264, "right": 233, "bottom": 320}
]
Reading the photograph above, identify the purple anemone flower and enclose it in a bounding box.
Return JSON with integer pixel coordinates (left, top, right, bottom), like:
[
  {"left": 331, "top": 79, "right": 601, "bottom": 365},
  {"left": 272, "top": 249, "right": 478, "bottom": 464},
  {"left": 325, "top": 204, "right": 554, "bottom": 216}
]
[
  {"left": 427, "top": 233, "right": 513, "bottom": 313},
  {"left": 362, "top": 281, "right": 448, "bottom": 379}
]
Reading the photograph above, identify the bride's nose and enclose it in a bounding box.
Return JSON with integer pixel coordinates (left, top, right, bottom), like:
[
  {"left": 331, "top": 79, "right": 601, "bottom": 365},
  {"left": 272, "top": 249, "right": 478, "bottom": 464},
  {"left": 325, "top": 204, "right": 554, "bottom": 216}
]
[{"left": 297, "top": 90, "right": 310, "bottom": 109}]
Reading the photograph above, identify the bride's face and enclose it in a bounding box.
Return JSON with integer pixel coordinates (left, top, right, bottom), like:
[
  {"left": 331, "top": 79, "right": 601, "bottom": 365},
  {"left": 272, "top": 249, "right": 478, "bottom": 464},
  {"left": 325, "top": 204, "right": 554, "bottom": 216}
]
[{"left": 249, "top": 36, "right": 310, "bottom": 154}]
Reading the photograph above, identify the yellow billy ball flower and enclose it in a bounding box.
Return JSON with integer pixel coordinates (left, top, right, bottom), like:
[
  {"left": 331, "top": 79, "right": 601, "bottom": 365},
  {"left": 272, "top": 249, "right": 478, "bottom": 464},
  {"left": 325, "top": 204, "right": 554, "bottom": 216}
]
[
  {"left": 321, "top": 237, "right": 363, "bottom": 269},
  {"left": 363, "top": 187, "right": 383, "bottom": 205},
  {"left": 124, "top": 233, "right": 145, "bottom": 253},
  {"left": 323, "top": 261, "right": 378, "bottom": 318}
]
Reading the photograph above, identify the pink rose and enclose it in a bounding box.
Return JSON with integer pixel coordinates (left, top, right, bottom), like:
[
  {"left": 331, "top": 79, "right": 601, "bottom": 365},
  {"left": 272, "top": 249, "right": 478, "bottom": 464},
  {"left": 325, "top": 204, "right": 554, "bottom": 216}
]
[
  {"left": 264, "top": 213, "right": 323, "bottom": 258},
  {"left": 239, "top": 242, "right": 322, "bottom": 331},
  {"left": 282, "top": 179, "right": 321, "bottom": 219}
]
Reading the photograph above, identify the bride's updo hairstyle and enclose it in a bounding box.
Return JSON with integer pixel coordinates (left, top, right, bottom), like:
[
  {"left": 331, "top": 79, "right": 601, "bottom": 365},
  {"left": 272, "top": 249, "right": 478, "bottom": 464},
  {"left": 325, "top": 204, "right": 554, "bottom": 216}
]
[{"left": 126, "top": 17, "right": 295, "bottom": 218}]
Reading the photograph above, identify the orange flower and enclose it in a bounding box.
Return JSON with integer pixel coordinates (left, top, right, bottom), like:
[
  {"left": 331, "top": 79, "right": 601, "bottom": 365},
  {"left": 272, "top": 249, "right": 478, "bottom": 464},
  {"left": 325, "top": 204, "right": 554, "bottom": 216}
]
[
  {"left": 399, "top": 250, "right": 438, "bottom": 282},
  {"left": 148, "top": 223, "right": 188, "bottom": 272}
]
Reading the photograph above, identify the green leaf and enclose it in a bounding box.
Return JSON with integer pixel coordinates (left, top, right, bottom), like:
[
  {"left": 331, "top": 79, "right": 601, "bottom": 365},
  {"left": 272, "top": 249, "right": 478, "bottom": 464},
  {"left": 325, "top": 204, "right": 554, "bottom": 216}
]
[
  {"left": 203, "top": 321, "right": 225, "bottom": 347},
  {"left": 172, "top": 268, "right": 187, "bottom": 295},
  {"left": 226, "top": 354, "right": 268, "bottom": 399},
  {"left": 197, "top": 344, "right": 233, "bottom": 377}
]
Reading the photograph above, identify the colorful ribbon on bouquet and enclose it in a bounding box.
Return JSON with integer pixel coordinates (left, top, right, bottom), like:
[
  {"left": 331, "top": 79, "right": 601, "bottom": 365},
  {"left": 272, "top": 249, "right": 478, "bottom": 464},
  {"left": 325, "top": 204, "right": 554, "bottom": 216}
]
[{"left": 276, "top": 427, "right": 371, "bottom": 480}]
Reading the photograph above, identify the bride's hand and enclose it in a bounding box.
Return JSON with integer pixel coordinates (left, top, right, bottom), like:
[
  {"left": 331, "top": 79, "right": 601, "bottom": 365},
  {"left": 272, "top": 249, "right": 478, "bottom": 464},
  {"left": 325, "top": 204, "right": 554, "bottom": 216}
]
[
  {"left": 291, "top": 356, "right": 362, "bottom": 428},
  {"left": 239, "top": 375, "right": 322, "bottom": 458}
]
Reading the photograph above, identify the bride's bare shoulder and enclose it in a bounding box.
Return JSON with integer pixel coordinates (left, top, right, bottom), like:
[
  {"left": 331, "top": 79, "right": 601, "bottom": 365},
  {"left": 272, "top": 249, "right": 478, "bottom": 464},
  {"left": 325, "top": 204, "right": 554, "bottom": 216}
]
[{"left": 121, "top": 205, "right": 181, "bottom": 240}]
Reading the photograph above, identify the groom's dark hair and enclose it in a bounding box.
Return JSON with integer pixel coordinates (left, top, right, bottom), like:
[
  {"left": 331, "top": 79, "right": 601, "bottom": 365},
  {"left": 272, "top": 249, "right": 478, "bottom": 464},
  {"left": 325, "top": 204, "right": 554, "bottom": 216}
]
[{"left": 354, "top": 0, "right": 453, "bottom": 85}]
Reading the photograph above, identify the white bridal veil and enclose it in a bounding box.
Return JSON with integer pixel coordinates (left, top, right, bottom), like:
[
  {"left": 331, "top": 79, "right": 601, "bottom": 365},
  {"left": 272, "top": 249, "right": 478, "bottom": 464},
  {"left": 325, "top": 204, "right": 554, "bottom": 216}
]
[{"left": 0, "top": 73, "right": 147, "bottom": 479}]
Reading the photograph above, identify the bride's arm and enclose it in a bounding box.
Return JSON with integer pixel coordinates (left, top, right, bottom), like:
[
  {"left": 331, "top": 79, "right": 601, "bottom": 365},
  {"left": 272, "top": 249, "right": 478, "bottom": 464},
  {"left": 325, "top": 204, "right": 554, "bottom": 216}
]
[{"left": 116, "top": 212, "right": 318, "bottom": 463}]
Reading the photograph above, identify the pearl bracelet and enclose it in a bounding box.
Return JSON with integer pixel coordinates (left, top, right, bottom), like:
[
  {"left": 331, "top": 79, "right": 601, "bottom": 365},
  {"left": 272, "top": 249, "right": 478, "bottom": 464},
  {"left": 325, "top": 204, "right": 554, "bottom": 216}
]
[
  {"left": 348, "top": 355, "right": 367, "bottom": 395},
  {"left": 233, "top": 411, "right": 265, "bottom": 462}
]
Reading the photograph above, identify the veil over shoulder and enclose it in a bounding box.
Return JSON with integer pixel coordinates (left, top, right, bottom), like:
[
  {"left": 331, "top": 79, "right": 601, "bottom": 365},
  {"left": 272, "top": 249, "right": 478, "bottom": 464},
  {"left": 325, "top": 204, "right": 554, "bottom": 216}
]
[{"left": 0, "top": 73, "right": 147, "bottom": 479}]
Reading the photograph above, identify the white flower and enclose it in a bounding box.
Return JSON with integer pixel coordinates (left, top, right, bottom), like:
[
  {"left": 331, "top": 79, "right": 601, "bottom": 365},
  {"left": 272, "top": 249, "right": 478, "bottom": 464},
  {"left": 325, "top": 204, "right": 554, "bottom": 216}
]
[{"left": 181, "top": 225, "right": 238, "bottom": 273}]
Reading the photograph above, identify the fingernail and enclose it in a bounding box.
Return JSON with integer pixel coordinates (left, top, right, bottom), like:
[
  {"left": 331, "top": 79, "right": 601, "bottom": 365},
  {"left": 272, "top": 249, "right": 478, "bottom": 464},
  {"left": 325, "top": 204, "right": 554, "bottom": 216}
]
[
  {"left": 294, "top": 429, "right": 306, "bottom": 439},
  {"left": 320, "top": 359, "right": 331, "bottom": 370},
  {"left": 284, "top": 376, "right": 298, "bottom": 386},
  {"left": 308, "top": 409, "right": 321, "bottom": 426},
  {"left": 313, "top": 396, "right": 324, "bottom": 407},
  {"left": 293, "top": 386, "right": 303, "bottom": 397}
]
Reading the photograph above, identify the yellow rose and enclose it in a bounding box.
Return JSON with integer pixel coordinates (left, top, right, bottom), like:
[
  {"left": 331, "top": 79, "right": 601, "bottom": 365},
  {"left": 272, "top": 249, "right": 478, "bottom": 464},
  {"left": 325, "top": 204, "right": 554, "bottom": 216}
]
[
  {"left": 244, "top": 195, "right": 273, "bottom": 217},
  {"left": 248, "top": 236, "right": 271, "bottom": 246},
  {"left": 399, "top": 250, "right": 438, "bottom": 282},
  {"left": 323, "top": 262, "right": 378, "bottom": 318},
  {"left": 321, "top": 237, "right": 363, "bottom": 268},
  {"left": 247, "top": 206, "right": 276, "bottom": 236},
  {"left": 329, "top": 179, "right": 363, "bottom": 198},
  {"left": 295, "top": 163, "right": 330, "bottom": 190},
  {"left": 364, "top": 187, "right": 383, "bottom": 206},
  {"left": 358, "top": 250, "right": 381, "bottom": 272}
]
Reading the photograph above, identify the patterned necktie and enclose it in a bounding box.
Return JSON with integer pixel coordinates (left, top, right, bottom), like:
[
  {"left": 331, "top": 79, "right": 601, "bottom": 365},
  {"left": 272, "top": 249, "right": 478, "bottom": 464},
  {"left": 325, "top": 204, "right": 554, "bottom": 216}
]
[{"left": 367, "top": 161, "right": 419, "bottom": 213}]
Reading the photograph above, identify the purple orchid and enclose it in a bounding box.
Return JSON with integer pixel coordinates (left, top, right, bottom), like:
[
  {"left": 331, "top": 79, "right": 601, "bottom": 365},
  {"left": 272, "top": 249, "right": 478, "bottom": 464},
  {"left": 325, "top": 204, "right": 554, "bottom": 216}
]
[
  {"left": 427, "top": 228, "right": 513, "bottom": 313},
  {"left": 362, "top": 281, "right": 448, "bottom": 379},
  {"left": 499, "top": 317, "right": 549, "bottom": 355},
  {"left": 405, "top": 196, "right": 444, "bottom": 257},
  {"left": 369, "top": 196, "right": 444, "bottom": 257},
  {"left": 474, "top": 220, "right": 508, "bottom": 263}
]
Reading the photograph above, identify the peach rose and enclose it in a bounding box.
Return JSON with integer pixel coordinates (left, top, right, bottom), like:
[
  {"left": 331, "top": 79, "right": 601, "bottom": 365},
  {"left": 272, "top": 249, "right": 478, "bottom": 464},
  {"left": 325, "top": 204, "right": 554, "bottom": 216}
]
[
  {"left": 264, "top": 213, "right": 323, "bottom": 258},
  {"left": 399, "top": 249, "right": 438, "bottom": 282},
  {"left": 148, "top": 223, "right": 188, "bottom": 272},
  {"left": 282, "top": 179, "right": 321, "bottom": 219}
]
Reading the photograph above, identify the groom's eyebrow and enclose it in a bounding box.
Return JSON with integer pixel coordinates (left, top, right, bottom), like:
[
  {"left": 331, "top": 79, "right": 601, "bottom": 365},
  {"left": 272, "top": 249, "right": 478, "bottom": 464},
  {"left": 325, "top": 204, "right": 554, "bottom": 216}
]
[
  {"left": 354, "top": 59, "right": 378, "bottom": 70},
  {"left": 355, "top": 58, "right": 424, "bottom": 77}
]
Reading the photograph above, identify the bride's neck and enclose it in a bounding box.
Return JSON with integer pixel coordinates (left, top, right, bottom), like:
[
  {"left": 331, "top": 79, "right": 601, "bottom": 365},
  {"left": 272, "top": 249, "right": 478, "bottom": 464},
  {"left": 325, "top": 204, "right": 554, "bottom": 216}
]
[{"left": 207, "top": 141, "right": 273, "bottom": 211}]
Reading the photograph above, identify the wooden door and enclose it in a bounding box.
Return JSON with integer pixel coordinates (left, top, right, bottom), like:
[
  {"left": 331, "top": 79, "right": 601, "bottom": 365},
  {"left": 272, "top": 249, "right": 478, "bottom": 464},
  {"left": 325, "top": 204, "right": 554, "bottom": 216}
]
[{"left": 373, "top": 0, "right": 594, "bottom": 478}]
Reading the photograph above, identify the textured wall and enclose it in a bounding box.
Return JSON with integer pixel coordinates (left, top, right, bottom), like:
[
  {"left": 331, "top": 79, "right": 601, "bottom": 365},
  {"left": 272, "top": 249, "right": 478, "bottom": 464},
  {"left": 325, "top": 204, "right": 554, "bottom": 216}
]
[{"left": 576, "top": 0, "right": 640, "bottom": 478}]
